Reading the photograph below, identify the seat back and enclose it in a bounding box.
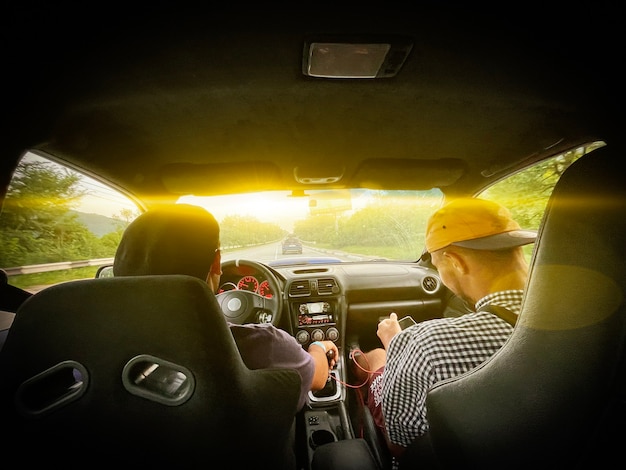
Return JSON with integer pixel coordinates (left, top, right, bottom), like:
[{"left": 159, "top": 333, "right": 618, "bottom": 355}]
[
  {"left": 0, "top": 268, "right": 32, "bottom": 312},
  {"left": 414, "top": 145, "right": 626, "bottom": 468},
  {"left": 0, "top": 275, "right": 301, "bottom": 467}
]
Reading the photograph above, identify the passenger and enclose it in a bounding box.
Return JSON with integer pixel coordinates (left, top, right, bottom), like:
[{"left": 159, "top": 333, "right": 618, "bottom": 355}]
[
  {"left": 113, "top": 203, "right": 338, "bottom": 411},
  {"left": 352, "top": 198, "right": 536, "bottom": 466}
]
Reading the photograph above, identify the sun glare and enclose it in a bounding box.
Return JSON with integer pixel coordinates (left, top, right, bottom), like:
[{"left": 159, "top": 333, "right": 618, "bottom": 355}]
[{"left": 178, "top": 192, "right": 311, "bottom": 231}]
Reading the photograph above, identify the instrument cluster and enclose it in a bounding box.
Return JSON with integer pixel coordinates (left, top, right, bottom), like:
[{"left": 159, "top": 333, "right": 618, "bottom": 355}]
[{"left": 218, "top": 274, "right": 274, "bottom": 299}]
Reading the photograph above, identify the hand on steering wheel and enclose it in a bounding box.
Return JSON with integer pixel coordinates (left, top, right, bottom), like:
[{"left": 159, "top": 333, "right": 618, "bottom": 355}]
[{"left": 215, "top": 259, "right": 283, "bottom": 326}]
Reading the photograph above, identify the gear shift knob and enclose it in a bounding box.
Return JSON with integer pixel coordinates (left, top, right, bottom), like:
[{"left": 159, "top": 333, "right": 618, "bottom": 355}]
[{"left": 326, "top": 349, "right": 335, "bottom": 366}]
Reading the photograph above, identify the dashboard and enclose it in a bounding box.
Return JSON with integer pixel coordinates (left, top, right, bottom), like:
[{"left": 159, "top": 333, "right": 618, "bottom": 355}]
[{"left": 219, "top": 258, "right": 450, "bottom": 353}]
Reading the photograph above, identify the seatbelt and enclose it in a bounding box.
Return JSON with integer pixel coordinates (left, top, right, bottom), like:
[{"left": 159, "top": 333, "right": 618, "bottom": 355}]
[{"left": 478, "top": 304, "right": 517, "bottom": 326}]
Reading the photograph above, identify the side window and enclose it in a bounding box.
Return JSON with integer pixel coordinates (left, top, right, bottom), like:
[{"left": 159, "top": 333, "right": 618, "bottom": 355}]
[
  {"left": 0, "top": 151, "right": 141, "bottom": 293},
  {"left": 479, "top": 141, "right": 605, "bottom": 258}
]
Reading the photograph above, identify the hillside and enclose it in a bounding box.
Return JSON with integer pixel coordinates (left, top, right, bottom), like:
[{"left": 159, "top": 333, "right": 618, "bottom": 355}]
[{"left": 72, "top": 211, "right": 128, "bottom": 237}]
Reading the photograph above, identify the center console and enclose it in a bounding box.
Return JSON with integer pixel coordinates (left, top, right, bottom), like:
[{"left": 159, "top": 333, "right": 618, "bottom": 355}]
[
  {"left": 286, "top": 275, "right": 355, "bottom": 469},
  {"left": 302, "top": 355, "right": 352, "bottom": 465}
]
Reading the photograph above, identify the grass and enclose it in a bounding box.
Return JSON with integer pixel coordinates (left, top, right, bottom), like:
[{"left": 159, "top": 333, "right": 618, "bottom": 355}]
[{"left": 9, "top": 267, "right": 101, "bottom": 291}]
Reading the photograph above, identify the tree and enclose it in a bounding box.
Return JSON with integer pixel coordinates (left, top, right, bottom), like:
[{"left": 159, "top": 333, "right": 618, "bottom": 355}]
[
  {"left": 481, "top": 152, "right": 582, "bottom": 230},
  {"left": 0, "top": 159, "right": 87, "bottom": 267},
  {"left": 220, "top": 214, "right": 283, "bottom": 248}
]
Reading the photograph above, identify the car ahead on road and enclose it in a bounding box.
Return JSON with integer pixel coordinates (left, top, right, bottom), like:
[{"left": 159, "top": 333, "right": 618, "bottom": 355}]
[
  {"left": 282, "top": 237, "right": 303, "bottom": 255},
  {"left": 1, "top": 4, "right": 623, "bottom": 469}
]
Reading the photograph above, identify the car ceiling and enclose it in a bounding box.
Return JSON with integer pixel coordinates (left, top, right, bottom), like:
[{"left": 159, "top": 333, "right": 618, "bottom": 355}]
[{"left": 3, "top": 4, "right": 620, "bottom": 207}]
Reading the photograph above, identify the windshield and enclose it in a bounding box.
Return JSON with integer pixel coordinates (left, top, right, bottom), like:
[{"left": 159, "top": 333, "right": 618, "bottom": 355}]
[
  {"left": 178, "top": 189, "right": 444, "bottom": 264},
  {"left": 4, "top": 144, "right": 600, "bottom": 293}
]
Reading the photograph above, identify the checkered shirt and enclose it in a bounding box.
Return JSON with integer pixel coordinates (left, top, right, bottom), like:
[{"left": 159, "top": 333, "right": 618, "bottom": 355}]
[
  {"left": 380, "top": 290, "right": 521, "bottom": 448},
  {"left": 475, "top": 289, "right": 524, "bottom": 316}
]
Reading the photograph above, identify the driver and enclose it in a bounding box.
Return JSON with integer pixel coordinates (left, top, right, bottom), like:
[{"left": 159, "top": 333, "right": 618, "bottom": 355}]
[{"left": 113, "top": 203, "right": 338, "bottom": 410}]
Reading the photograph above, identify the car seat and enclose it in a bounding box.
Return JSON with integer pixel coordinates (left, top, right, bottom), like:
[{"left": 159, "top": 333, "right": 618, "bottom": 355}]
[
  {"left": 0, "top": 274, "right": 301, "bottom": 468},
  {"left": 402, "top": 144, "right": 626, "bottom": 468}
]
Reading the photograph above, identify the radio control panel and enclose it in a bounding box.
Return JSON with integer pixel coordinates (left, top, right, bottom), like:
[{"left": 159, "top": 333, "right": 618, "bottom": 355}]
[{"left": 293, "top": 299, "right": 339, "bottom": 347}]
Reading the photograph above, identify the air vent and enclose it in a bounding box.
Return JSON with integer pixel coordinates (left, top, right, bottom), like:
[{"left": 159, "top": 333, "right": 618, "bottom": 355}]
[
  {"left": 317, "top": 278, "right": 338, "bottom": 295},
  {"left": 289, "top": 280, "right": 311, "bottom": 297},
  {"left": 422, "top": 275, "right": 441, "bottom": 294}
]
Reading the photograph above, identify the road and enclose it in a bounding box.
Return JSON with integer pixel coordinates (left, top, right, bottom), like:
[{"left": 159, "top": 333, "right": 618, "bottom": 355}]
[{"left": 220, "top": 242, "right": 375, "bottom": 265}]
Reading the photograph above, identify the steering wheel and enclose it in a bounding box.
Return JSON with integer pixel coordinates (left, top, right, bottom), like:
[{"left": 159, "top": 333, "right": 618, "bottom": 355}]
[{"left": 216, "top": 259, "right": 283, "bottom": 326}]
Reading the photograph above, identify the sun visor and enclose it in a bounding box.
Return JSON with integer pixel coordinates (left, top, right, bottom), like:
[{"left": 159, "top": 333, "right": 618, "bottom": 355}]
[
  {"left": 352, "top": 158, "right": 466, "bottom": 189},
  {"left": 160, "top": 158, "right": 466, "bottom": 195},
  {"left": 160, "top": 162, "right": 284, "bottom": 196}
]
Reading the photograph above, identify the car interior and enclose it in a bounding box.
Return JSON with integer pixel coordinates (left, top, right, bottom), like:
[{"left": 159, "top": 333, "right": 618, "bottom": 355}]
[{"left": 1, "top": 4, "right": 623, "bottom": 469}]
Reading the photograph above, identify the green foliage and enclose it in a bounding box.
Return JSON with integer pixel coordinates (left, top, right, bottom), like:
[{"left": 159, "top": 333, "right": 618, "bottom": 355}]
[
  {"left": 295, "top": 214, "right": 338, "bottom": 245},
  {"left": 0, "top": 160, "right": 121, "bottom": 268},
  {"left": 100, "top": 230, "right": 125, "bottom": 254},
  {"left": 10, "top": 266, "right": 100, "bottom": 290},
  {"left": 295, "top": 192, "right": 442, "bottom": 260},
  {"left": 1, "top": 161, "right": 81, "bottom": 266},
  {"left": 220, "top": 214, "right": 284, "bottom": 248},
  {"left": 480, "top": 151, "right": 583, "bottom": 230}
]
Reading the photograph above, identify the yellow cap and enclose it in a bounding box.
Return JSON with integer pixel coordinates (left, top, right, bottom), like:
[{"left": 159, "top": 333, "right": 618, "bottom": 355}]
[{"left": 425, "top": 198, "right": 536, "bottom": 253}]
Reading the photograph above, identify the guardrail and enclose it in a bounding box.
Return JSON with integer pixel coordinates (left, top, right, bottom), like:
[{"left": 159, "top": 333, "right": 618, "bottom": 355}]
[{"left": 2, "top": 258, "right": 114, "bottom": 276}]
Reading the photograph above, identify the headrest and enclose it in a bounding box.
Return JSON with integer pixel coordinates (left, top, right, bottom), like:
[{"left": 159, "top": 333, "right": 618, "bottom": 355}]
[{"left": 114, "top": 204, "right": 219, "bottom": 281}]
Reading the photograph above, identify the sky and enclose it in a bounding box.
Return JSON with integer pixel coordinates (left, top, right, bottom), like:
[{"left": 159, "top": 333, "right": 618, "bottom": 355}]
[{"left": 179, "top": 192, "right": 314, "bottom": 232}]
